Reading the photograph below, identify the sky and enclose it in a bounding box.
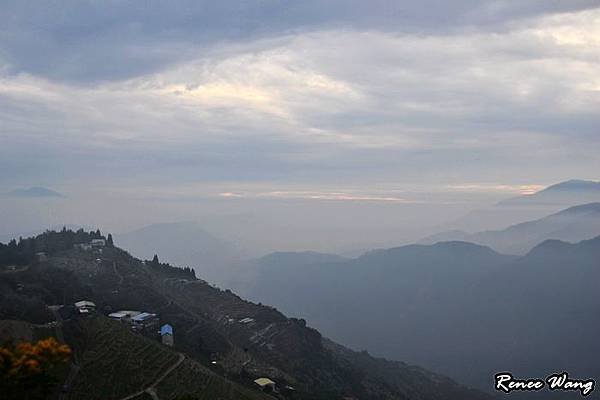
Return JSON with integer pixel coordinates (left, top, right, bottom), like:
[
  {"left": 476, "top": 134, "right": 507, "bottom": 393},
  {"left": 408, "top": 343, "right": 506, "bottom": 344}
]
[{"left": 1, "top": 1, "right": 599, "bottom": 251}]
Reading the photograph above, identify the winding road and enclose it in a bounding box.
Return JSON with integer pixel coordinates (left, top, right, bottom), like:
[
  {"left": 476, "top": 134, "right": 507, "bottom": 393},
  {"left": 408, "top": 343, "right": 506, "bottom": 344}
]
[{"left": 119, "top": 353, "right": 185, "bottom": 400}]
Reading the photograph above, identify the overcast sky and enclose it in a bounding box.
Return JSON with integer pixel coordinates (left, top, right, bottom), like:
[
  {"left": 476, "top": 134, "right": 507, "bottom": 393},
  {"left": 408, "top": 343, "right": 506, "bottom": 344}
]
[{"left": 1, "top": 1, "right": 599, "bottom": 245}]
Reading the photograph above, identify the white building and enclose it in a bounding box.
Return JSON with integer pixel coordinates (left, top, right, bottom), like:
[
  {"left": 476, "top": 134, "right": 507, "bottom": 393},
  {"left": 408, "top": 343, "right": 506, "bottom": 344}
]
[
  {"left": 131, "top": 312, "right": 159, "bottom": 331},
  {"left": 108, "top": 310, "right": 141, "bottom": 322},
  {"left": 74, "top": 243, "right": 92, "bottom": 251},
  {"left": 75, "top": 300, "right": 96, "bottom": 314},
  {"left": 90, "top": 239, "right": 106, "bottom": 248}
]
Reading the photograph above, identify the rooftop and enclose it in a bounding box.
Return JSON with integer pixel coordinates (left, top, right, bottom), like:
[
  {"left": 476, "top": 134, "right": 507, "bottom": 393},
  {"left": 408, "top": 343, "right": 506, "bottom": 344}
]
[
  {"left": 160, "top": 324, "right": 173, "bottom": 336},
  {"left": 254, "top": 378, "right": 275, "bottom": 387},
  {"left": 132, "top": 312, "right": 157, "bottom": 322},
  {"left": 75, "top": 300, "right": 96, "bottom": 308}
]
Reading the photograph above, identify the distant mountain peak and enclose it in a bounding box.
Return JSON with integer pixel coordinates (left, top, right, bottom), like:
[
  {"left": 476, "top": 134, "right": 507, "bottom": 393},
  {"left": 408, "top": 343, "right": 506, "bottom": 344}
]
[
  {"left": 259, "top": 251, "right": 346, "bottom": 266},
  {"left": 497, "top": 179, "right": 600, "bottom": 207},
  {"left": 361, "top": 240, "right": 502, "bottom": 261},
  {"left": 542, "top": 179, "right": 600, "bottom": 192},
  {"left": 429, "top": 240, "right": 496, "bottom": 251},
  {"left": 528, "top": 238, "right": 571, "bottom": 252},
  {"left": 553, "top": 202, "right": 600, "bottom": 216},
  {"left": 6, "top": 186, "right": 64, "bottom": 198},
  {"left": 420, "top": 202, "right": 600, "bottom": 255},
  {"left": 525, "top": 234, "right": 600, "bottom": 256}
]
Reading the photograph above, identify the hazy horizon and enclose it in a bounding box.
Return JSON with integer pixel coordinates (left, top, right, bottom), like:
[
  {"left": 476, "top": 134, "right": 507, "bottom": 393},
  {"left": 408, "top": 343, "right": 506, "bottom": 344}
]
[
  {"left": 2, "top": 1, "right": 600, "bottom": 253},
  {"left": 0, "top": 182, "right": 576, "bottom": 255}
]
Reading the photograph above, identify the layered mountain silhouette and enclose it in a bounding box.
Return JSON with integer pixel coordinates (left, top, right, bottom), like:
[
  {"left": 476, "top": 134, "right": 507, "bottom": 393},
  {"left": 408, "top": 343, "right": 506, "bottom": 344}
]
[
  {"left": 228, "top": 236, "right": 600, "bottom": 396},
  {"left": 439, "top": 180, "right": 600, "bottom": 233},
  {"left": 419, "top": 202, "right": 600, "bottom": 254}
]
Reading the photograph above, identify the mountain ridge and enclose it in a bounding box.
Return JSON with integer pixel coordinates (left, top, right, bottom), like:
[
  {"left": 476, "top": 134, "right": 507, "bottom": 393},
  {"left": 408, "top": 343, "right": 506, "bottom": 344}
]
[
  {"left": 497, "top": 179, "right": 600, "bottom": 206},
  {"left": 419, "top": 202, "right": 600, "bottom": 254},
  {"left": 0, "top": 228, "right": 493, "bottom": 400},
  {"left": 228, "top": 234, "right": 600, "bottom": 396}
]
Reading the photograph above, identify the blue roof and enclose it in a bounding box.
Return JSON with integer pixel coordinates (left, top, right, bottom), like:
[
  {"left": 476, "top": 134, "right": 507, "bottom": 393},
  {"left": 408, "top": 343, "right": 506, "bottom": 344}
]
[{"left": 160, "top": 324, "right": 173, "bottom": 336}]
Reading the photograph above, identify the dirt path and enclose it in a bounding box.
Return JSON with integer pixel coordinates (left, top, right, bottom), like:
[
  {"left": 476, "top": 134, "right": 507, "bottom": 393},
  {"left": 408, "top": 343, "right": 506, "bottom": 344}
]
[
  {"left": 50, "top": 308, "right": 65, "bottom": 343},
  {"left": 51, "top": 307, "right": 80, "bottom": 400},
  {"left": 145, "top": 388, "right": 159, "bottom": 400},
  {"left": 119, "top": 353, "right": 185, "bottom": 400},
  {"left": 113, "top": 261, "right": 124, "bottom": 285},
  {"left": 185, "top": 320, "right": 202, "bottom": 335},
  {"left": 60, "top": 363, "right": 80, "bottom": 400}
]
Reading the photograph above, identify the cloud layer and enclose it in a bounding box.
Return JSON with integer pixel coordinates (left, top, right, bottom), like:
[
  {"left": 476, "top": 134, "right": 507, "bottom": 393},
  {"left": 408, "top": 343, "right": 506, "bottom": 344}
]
[{"left": 1, "top": 2, "right": 599, "bottom": 200}]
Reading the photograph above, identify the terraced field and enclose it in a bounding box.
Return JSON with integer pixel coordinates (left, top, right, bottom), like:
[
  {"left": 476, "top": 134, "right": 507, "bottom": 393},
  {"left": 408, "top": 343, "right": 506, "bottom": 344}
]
[
  {"left": 62, "top": 316, "right": 272, "bottom": 400},
  {"left": 155, "top": 358, "right": 271, "bottom": 400},
  {"left": 66, "top": 317, "right": 179, "bottom": 400}
]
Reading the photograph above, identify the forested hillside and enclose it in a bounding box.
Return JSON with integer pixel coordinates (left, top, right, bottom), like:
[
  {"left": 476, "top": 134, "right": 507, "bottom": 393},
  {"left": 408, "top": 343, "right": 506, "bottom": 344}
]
[{"left": 0, "top": 229, "right": 493, "bottom": 400}]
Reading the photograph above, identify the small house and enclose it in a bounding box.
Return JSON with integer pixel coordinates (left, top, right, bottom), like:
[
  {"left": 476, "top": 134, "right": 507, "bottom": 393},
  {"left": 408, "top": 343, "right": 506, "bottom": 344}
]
[
  {"left": 74, "top": 243, "right": 92, "bottom": 251},
  {"left": 108, "top": 310, "right": 141, "bottom": 322},
  {"left": 131, "top": 312, "right": 159, "bottom": 331},
  {"left": 108, "top": 311, "right": 127, "bottom": 320},
  {"left": 35, "top": 252, "right": 48, "bottom": 262},
  {"left": 108, "top": 311, "right": 128, "bottom": 321},
  {"left": 160, "top": 324, "right": 174, "bottom": 346},
  {"left": 254, "top": 378, "right": 276, "bottom": 392},
  {"left": 90, "top": 239, "right": 106, "bottom": 248},
  {"left": 74, "top": 300, "right": 96, "bottom": 314}
]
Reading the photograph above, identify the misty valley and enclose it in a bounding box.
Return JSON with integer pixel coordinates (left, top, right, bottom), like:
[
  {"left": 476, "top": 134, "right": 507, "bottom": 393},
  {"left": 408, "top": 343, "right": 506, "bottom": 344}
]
[{"left": 2, "top": 180, "right": 600, "bottom": 400}]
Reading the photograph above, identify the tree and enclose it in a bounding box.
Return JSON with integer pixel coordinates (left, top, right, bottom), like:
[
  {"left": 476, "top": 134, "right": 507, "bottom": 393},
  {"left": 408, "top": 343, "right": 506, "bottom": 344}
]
[
  {"left": 152, "top": 254, "right": 159, "bottom": 265},
  {"left": 106, "top": 234, "right": 114, "bottom": 247},
  {"left": 0, "top": 337, "right": 71, "bottom": 399}
]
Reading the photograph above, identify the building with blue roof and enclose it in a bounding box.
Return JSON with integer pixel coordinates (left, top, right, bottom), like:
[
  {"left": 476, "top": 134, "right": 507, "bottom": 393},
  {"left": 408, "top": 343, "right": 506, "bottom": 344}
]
[
  {"left": 160, "top": 324, "right": 173, "bottom": 335},
  {"left": 160, "top": 323, "right": 174, "bottom": 346},
  {"left": 131, "top": 312, "right": 159, "bottom": 331}
]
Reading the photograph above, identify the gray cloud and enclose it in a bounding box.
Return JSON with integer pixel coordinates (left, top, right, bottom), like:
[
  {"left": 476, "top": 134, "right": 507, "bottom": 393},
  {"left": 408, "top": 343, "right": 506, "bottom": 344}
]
[
  {"left": 0, "top": 1, "right": 599, "bottom": 199},
  {"left": 1, "top": 0, "right": 598, "bottom": 83}
]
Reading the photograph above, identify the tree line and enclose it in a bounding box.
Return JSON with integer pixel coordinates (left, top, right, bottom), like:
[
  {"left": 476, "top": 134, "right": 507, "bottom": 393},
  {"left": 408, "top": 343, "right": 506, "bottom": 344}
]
[{"left": 0, "top": 227, "right": 114, "bottom": 266}]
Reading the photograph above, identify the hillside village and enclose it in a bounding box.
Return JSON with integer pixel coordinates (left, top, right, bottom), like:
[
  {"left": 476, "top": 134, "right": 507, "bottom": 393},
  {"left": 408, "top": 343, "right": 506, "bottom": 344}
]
[
  {"left": 0, "top": 229, "right": 494, "bottom": 400},
  {"left": 70, "top": 240, "right": 174, "bottom": 344},
  {"left": 65, "top": 236, "right": 286, "bottom": 394}
]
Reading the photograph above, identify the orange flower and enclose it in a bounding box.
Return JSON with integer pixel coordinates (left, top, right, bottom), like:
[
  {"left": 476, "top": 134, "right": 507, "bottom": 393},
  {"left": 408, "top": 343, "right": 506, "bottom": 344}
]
[{"left": 1, "top": 337, "right": 71, "bottom": 380}]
